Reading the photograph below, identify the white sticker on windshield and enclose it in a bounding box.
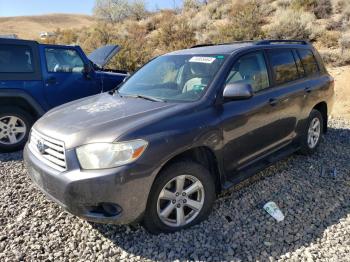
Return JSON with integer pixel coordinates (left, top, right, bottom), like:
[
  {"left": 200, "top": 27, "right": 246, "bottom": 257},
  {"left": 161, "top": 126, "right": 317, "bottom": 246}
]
[{"left": 189, "top": 56, "right": 216, "bottom": 64}]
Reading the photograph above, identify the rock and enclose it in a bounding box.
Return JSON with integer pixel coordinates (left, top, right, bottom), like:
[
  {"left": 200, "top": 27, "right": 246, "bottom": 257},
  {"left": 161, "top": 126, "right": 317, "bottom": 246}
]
[{"left": 0, "top": 119, "right": 350, "bottom": 261}]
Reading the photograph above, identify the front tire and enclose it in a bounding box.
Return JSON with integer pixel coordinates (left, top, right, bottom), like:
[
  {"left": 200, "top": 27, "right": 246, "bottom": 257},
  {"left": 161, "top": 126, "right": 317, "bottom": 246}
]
[
  {"left": 0, "top": 107, "right": 34, "bottom": 152},
  {"left": 299, "top": 109, "right": 323, "bottom": 155},
  {"left": 143, "top": 161, "right": 216, "bottom": 234}
]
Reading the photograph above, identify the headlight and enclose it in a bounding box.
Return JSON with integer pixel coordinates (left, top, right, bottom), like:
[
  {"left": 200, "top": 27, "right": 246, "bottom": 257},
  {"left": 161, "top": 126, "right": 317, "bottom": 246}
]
[{"left": 76, "top": 139, "right": 148, "bottom": 169}]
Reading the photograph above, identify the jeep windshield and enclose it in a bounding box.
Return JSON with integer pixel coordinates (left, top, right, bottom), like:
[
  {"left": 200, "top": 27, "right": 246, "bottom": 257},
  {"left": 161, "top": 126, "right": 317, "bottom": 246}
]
[{"left": 118, "top": 54, "right": 227, "bottom": 102}]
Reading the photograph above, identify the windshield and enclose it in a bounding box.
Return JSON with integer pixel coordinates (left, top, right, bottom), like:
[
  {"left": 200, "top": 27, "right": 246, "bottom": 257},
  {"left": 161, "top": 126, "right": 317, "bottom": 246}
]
[{"left": 118, "top": 54, "right": 227, "bottom": 102}]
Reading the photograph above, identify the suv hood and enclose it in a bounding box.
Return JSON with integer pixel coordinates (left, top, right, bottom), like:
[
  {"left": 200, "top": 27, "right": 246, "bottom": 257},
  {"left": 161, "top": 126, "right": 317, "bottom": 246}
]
[
  {"left": 34, "top": 93, "right": 178, "bottom": 149},
  {"left": 87, "top": 45, "right": 120, "bottom": 68}
]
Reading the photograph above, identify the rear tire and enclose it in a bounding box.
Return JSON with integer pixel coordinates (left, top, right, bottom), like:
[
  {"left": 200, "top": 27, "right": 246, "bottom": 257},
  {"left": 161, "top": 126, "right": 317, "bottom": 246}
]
[
  {"left": 299, "top": 109, "right": 323, "bottom": 155},
  {"left": 0, "top": 107, "right": 34, "bottom": 152},
  {"left": 143, "top": 161, "right": 216, "bottom": 234}
]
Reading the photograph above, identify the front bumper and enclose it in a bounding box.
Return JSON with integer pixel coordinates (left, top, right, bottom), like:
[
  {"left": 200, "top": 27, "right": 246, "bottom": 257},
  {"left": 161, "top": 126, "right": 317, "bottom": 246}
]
[{"left": 23, "top": 144, "right": 155, "bottom": 224}]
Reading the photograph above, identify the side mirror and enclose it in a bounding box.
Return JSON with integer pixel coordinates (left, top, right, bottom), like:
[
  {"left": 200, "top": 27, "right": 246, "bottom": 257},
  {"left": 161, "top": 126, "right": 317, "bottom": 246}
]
[
  {"left": 83, "top": 63, "right": 93, "bottom": 78},
  {"left": 223, "top": 83, "right": 253, "bottom": 100}
]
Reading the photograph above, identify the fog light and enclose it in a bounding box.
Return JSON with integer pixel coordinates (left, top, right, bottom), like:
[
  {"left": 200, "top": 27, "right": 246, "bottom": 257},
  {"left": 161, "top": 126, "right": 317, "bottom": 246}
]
[
  {"left": 89, "top": 203, "right": 122, "bottom": 217},
  {"left": 101, "top": 203, "right": 122, "bottom": 217}
]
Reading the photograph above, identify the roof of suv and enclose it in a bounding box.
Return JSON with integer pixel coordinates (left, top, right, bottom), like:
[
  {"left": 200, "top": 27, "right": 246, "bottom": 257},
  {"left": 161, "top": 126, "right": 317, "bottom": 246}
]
[
  {"left": 0, "top": 38, "right": 38, "bottom": 45},
  {"left": 168, "top": 40, "right": 312, "bottom": 55}
]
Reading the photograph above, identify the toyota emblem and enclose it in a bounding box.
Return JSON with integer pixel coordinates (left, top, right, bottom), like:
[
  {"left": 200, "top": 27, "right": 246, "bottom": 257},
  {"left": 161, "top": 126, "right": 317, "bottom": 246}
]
[{"left": 36, "top": 140, "right": 47, "bottom": 154}]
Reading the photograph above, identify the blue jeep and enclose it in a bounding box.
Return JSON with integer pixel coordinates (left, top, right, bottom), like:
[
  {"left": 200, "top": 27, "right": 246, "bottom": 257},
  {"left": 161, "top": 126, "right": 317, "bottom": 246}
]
[{"left": 0, "top": 38, "right": 127, "bottom": 152}]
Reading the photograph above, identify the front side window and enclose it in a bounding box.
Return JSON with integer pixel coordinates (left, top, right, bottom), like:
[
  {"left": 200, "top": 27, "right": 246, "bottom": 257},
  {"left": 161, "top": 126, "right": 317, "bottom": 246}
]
[
  {"left": 0, "top": 45, "right": 34, "bottom": 73},
  {"left": 225, "top": 51, "right": 269, "bottom": 93},
  {"left": 118, "top": 54, "right": 227, "bottom": 102},
  {"left": 45, "top": 48, "right": 84, "bottom": 73},
  {"left": 268, "top": 49, "right": 299, "bottom": 85},
  {"left": 298, "top": 49, "right": 319, "bottom": 76}
]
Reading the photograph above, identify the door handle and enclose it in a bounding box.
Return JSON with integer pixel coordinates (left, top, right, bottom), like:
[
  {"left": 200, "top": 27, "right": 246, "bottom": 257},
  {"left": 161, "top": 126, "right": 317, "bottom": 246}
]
[
  {"left": 304, "top": 87, "right": 312, "bottom": 93},
  {"left": 46, "top": 77, "right": 57, "bottom": 85},
  {"left": 269, "top": 98, "right": 279, "bottom": 106}
]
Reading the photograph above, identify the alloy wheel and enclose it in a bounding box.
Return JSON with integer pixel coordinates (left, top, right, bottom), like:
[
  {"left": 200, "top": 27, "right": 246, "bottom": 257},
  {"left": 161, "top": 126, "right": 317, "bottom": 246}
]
[
  {"left": 157, "top": 174, "right": 205, "bottom": 227},
  {"left": 307, "top": 117, "right": 321, "bottom": 149},
  {"left": 0, "top": 116, "right": 27, "bottom": 145}
]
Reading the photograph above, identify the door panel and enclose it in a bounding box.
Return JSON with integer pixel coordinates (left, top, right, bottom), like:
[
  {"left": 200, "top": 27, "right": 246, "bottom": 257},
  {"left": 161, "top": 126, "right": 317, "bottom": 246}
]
[
  {"left": 221, "top": 51, "right": 286, "bottom": 174},
  {"left": 221, "top": 89, "right": 295, "bottom": 173},
  {"left": 41, "top": 46, "right": 100, "bottom": 108},
  {"left": 221, "top": 49, "right": 305, "bottom": 175}
]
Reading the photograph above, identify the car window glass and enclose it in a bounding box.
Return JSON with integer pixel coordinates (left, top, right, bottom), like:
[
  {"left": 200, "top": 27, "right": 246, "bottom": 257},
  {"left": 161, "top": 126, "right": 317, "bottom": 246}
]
[
  {"left": 118, "top": 55, "right": 227, "bottom": 102},
  {"left": 293, "top": 50, "right": 305, "bottom": 76},
  {"left": 0, "top": 45, "right": 34, "bottom": 73},
  {"left": 298, "top": 49, "right": 319, "bottom": 76},
  {"left": 268, "top": 49, "right": 299, "bottom": 85},
  {"left": 225, "top": 52, "right": 269, "bottom": 93},
  {"left": 45, "top": 48, "right": 84, "bottom": 73}
]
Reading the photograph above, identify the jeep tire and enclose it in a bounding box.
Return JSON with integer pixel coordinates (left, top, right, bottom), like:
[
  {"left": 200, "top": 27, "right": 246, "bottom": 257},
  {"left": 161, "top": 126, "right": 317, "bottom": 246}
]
[{"left": 0, "top": 107, "right": 34, "bottom": 152}]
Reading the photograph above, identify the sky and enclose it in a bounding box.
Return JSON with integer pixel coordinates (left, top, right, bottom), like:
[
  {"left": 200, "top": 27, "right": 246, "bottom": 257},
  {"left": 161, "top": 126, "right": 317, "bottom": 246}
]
[{"left": 0, "top": 0, "right": 182, "bottom": 17}]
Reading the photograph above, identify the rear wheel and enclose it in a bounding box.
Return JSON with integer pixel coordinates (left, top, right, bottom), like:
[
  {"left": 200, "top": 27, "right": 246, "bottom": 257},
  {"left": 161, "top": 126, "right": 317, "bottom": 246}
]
[
  {"left": 299, "top": 109, "right": 323, "bottom": 155},
  {"left": 143, "top": 161, "right": 216, "bottom": 234},
  {"left": 0, "top": 107, "right": 34, "bottom": 152}
]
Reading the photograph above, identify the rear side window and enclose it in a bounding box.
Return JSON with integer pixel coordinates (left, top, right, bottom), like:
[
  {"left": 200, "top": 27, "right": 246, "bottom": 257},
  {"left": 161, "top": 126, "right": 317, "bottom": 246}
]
[
  {"left": 298, "top": 49, "right": 319, "bottom": 76},
  {"left": 226, "top": 51, "right": 270, "bottom": 93},
  {"left": 0, "top": 45, "right": 34, "bottom": 73},
  {"left": 268, "top": 49, "right": 299, "bottom": 85},
  {"left": 45, "top": 48, "right": 84, "bottom": 73}
]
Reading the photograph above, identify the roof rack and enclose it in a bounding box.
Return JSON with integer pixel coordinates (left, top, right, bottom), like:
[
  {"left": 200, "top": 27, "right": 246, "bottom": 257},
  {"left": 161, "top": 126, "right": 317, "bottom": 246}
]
[
  {"left": 191, "top": 43, "right": 215, "bottom": 48},
  {"left": 191, "top": 41, "right": 257, "bottom": 49},
  {"left": 255, "top": 40, "right": 309, "bottom": 45},
  {"left": 190, "top": 40, "right": 309, "bottom": 49}
]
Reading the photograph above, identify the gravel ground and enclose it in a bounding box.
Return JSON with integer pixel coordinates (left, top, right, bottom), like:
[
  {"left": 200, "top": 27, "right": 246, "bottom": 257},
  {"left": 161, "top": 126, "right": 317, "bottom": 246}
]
[{"left": 0, "top": 118, "right": 349, "bottom": 261}]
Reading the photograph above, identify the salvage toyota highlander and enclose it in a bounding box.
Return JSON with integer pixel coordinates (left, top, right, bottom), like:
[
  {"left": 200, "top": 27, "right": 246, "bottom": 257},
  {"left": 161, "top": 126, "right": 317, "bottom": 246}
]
[{"left": 24, "top": 40, "right": 334, "bottom": 234}]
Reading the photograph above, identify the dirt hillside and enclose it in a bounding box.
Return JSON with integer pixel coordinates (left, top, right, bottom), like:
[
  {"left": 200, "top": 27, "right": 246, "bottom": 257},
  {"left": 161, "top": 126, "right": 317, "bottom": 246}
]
[
  {"left": 0, "top": 14, "right": 95, "bottom": 40},
  {"left": 328, "top": 66, "right": 350, "bottom": 120}
]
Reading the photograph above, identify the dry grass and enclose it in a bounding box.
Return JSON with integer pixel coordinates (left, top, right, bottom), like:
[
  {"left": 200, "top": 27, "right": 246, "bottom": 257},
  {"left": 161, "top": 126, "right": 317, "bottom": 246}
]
[
  {"left": 328, "top": 66, "right": 350, "bottom": 120},
  {"left": 0, "top": 13, "right": 96, "bottom": 40}
]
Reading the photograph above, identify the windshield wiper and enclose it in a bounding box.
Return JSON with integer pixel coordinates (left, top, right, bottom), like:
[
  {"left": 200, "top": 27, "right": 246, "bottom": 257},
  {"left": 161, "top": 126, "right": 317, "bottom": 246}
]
[{"left": 124, "top": 94, "right": 165, "bottom": 102}]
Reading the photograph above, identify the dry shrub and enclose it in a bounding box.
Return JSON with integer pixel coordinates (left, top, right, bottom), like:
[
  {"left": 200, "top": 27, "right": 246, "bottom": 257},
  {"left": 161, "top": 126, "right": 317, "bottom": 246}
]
[
  {"left": 291, "top": 0, "right": 332, "bottom": 18},
  {"left": 320, "top": 49, "right": 350, "bottom": 66},
  {"left": 326, "top": 18, "right": 344, "bottom": 30},
  {"left": 276, "top": 0, "right": 292, "bottom": 8},
  {"left": 214, "top": 0, "right": 265, "bottom": 43},
  {"left": 339, "top": 33, "right": 350, "bottom": 52},
  {"left": 205, "top": 0, "right": 234, "bottom": 20},
  {"left": 291, "top": 0, "right": 315, "bottom": 9},
  {"left": 183, "top": 0, "right": 202, "bottom": 12},
  {"left": 265, "top": 9, "right": 321, "bottom": 40},
  {"left": 318, "top": 31, "right": 341, "bottom": 48},
  {"left": 153, "top": 14, "right": 196, "bottom": 53},
  {"left": 313, "top": 0, "right": 333, "bottom": 19},
  {"left": 333, "top": 0, "right": 349, "bottom": 14}
]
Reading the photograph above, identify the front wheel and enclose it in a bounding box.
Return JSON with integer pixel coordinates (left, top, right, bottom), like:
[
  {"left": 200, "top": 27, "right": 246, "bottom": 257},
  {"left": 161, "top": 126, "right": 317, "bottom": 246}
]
[
  {"left": 0, "top": 107, "right": 34, "bottom": 152},
  {"left": 143, "top": 161, "right": 216, "bottom": 234},
  {"left": 299, "top": 109, "right": 324, "bottom": 155}
]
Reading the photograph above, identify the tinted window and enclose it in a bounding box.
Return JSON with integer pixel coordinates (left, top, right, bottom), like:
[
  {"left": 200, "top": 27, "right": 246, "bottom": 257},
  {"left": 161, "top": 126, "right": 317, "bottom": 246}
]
[
  {"left": 298, "top": 49, "right": 319, "bottom": 76},
  {"left": 225, "top": 52, "right": 269, "bottom": 92},
  {"left": 0, "top": 45, "right": 34, "bottom": 73},
  {"left": 45, "top": 48, "right": 84, "bottom": 73},
  {"left": 268, "top": 49, "right": 299, "bottom": 85}
]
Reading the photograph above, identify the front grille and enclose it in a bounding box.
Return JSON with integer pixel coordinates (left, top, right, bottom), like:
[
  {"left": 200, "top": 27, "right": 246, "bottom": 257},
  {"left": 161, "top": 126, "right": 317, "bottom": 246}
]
[{"left": 28, "top": 129, "right": 67, "bottom": 172}]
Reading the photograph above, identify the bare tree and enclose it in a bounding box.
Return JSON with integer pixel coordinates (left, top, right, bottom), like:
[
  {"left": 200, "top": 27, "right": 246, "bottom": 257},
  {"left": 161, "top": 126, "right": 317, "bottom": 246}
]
[{"left": 93, "top": 0, "right": 147, "bottom": 23}]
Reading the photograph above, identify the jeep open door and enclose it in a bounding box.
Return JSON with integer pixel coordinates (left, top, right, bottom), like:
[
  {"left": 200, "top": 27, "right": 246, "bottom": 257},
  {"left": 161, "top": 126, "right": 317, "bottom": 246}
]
[{"left": 41, "top": 44, "right": 121, "bottom": 108}]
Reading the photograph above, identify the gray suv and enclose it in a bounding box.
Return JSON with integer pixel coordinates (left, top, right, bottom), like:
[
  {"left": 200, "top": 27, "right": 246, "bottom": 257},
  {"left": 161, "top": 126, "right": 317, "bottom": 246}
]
[{"left": 24, "top": 40, "right": 334, "bottom": 234}]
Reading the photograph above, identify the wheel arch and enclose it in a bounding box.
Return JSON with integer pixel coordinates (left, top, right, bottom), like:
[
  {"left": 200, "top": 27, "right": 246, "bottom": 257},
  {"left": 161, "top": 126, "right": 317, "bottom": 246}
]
[
  {"left": 0, "top": 90, "right": 45, "bottom": 119},
  {"left": 153, "top": 146, "right": 223, "bottom": 194},
  {"left": 313, "top": 101, "right": 328, "bottom": 133}
]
